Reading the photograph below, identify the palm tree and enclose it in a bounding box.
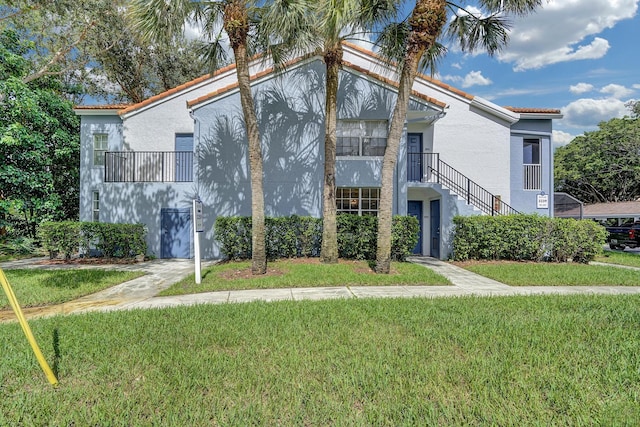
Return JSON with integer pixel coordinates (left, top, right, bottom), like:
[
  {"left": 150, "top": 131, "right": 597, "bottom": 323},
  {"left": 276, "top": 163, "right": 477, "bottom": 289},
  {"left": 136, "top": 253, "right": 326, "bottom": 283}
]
[
  {"left": 261, "top": 0, "right": 397, "bottom": 264},
  {"left": 130, "top": 0, "right": 267, "bottom": 274},
  {"left": 374, "top": 0, "right": 542, "bottom": 273}
]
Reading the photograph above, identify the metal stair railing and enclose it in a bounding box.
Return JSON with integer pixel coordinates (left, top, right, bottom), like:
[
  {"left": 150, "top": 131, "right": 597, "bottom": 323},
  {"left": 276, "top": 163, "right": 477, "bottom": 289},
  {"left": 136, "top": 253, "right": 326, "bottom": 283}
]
[{"left": 407, "top": 152, "right": 519, "bottom": 216}]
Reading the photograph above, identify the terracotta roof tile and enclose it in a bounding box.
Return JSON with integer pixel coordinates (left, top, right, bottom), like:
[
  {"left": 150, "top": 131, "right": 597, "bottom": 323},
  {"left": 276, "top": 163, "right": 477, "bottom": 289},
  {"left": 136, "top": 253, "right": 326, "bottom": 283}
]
[
  {"left": 74, "top": 104, "right": 131, "bottom": 110},
  {"left": 504, "top": 107, "right": 562, "bottom": 114}
]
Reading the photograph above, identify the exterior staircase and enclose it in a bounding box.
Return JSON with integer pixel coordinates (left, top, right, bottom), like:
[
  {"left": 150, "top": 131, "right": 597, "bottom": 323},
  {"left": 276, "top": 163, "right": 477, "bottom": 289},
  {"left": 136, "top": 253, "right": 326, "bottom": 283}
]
[{"left": 407, "top": 152, "right": 519, "bottom": 216}]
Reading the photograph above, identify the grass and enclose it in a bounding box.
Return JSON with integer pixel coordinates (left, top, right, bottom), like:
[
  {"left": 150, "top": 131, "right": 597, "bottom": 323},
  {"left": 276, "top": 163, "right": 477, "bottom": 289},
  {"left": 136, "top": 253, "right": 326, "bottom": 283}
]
[
  {"left": 595, "top": 250, "right": 640, "bottom": 268},
  {"left": 457, "top": 261, "right": 640, "bottom": 286},
  {"left": 160, "top": 258, "right": 451, "bottom": 296},
  {"left": 0, "top": 269, "right": 145, "bottom": 309},
  {"left": 1, "top": 295, "right": 639, "bottom": 425}
]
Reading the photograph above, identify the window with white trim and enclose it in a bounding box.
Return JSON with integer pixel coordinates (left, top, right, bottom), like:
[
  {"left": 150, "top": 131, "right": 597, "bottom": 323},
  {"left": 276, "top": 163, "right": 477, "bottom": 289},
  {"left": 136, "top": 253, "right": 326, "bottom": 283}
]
[
  {"left": 93, "top": 133, "right": 108, "bottom": 166},
  {"left": 92, "top": 191, "right": 100, "bottom": 222},
  {"left": 337, "top": 120, "right": 387, "bottom": 156},
  {"left": 523, "top": 138, "right": 541, "bottom": 190},
  {"left": 337, "top": 188, "right": 380, "bottom": 216}
]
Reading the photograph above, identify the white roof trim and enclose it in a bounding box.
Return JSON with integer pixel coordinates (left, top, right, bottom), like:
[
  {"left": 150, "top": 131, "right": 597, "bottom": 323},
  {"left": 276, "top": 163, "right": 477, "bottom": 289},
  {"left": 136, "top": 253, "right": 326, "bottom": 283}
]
[
  {"left": 74, "top": 109, "right": 122, "bottom": 116},
  {"left": 470, "top": 97, "right": 520, "bottom": 124},
  {"left": 518, "top": 112, "right": 564, "bottom": 120}
]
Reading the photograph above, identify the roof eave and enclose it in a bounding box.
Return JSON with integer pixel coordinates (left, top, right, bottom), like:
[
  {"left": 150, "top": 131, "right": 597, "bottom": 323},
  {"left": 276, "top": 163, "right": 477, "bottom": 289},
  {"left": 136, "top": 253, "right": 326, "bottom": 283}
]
[{"left": 470, "top": 97, "right": 520, "bottom": 124}]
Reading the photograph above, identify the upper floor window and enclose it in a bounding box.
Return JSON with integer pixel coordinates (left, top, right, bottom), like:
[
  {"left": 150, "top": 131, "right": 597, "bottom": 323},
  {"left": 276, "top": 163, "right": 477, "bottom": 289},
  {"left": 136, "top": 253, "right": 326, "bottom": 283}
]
[
  {"left": 337, "top": 187, "right": 380, "bottom": 216},
  {"left": 523, "top": 138, "right": 540, "bottom": 164},
  {"left": 523, "top": 138, "right": 541, "bottom": 190},
  {"left": 93, "top": 133, "right": 108, "bottom": 166},
  {"left": 337, "top": 120, "right": 387, "bottom": 156}
]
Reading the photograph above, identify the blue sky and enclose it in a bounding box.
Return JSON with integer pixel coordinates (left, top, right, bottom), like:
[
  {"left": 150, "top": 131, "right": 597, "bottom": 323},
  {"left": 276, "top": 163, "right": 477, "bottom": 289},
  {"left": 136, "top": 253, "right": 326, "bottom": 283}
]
[{"left": 432, "top": 0, "right": 640, "bottom": 146}]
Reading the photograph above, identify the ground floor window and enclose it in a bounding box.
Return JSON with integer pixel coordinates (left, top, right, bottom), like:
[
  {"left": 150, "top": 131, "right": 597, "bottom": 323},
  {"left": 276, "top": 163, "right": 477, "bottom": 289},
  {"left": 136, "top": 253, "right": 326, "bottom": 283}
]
[
  {"left": 92, "top": 191, "right": 100, "bottom": 222},
  {"left": 337, "top": 187, "right": 380, "bottom": 216}
]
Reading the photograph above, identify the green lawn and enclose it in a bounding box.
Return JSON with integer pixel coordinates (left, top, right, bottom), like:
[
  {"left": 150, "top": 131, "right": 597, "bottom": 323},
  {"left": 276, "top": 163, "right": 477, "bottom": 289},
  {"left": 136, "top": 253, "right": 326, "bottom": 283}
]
[
  {"left": 457, "top": 261, "right": 640, "bottom": 286},
  {"left": 1, "top": 295, "right": 639, "bottom": 425},
  {"left": 0, "top": 269, "right": 144, "bottom": 309},
  {"left": 596, "top": 250, "right": 640, "bottom": 268},
  {"left": 160, "top": 259, "right": 451, "bottom": 296}
]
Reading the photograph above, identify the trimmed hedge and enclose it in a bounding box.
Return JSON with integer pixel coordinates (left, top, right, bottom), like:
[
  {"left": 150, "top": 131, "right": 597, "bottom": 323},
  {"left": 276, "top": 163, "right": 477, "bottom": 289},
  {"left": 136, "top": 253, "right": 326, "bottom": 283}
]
[
  {"left": 214, "top": 214, "right": 419, "bottom": 261},
  {"left": 452, "top": 214, "right": 606, "bottom": 263},
  {"left": 39, "top": 222, "right": 147, "bottom": 259}
]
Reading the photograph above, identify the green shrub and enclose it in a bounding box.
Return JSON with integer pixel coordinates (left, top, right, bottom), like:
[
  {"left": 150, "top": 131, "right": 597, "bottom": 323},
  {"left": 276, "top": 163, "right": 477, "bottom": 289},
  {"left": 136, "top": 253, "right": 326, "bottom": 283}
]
[
  {"left": 452, "top": 214, "right": 606, "bottom": 263},
  {"left": 38, "top": 222, "right": 147, "bottom": 259},
  {"left": 0, "top": 236, "right": 37, "bottom": 256},
  {"left": 214, "top": 215, "right": 418, "bottom": 261}
]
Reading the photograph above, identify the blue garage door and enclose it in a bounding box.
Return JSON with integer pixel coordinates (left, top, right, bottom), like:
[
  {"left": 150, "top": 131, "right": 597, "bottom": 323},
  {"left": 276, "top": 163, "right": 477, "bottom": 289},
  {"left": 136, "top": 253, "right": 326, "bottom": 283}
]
[{"left": 161, "top": 208, "right": 191, "bottom": 259}]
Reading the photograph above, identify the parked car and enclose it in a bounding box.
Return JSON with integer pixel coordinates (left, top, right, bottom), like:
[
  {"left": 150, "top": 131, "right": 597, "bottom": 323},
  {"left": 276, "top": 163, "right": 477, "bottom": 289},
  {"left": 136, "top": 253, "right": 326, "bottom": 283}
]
[{"left": 606, "top": 222, "right": 640, "bottom": 250}]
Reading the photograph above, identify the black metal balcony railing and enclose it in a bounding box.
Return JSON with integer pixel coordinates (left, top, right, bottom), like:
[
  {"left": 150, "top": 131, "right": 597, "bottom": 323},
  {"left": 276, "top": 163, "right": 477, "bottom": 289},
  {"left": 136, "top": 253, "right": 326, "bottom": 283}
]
[
  {"left": 407, "top": 152, "right": 519, "bottom": 216},
  {"left": 104, "top": 151, "right": 193, "bottom": 183}
]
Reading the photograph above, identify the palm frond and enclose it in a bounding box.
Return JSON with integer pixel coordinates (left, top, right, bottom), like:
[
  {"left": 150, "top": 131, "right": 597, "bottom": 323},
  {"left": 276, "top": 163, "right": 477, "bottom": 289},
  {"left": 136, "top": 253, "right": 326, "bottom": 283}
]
[
  {"left": 128, "top": 0, "right": 197, "bottom": 43},
  {"left": 478, "top": 0, "right": 542, "bottom": 16},
  {"left": 198, "top": 35, "right": 232, "bottom": 73},
  {"left": 447, "top": 14, "right": 509, "bottom": 56},
  {"left": 375, "top": 21, "right": 409, "bottom": 66},
  {"left": 417, "top": 41, "right": 447, "bottom": 76}
]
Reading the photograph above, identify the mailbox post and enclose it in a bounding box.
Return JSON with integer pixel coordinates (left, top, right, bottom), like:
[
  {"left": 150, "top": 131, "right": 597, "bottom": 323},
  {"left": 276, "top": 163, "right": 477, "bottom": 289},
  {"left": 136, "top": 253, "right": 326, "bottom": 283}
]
[{"left": 193, "top": 198, "right": 204, "bottom": 284}]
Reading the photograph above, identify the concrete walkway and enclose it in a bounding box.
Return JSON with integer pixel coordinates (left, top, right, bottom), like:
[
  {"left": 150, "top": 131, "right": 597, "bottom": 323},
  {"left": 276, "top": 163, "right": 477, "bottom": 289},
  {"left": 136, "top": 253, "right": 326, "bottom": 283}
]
[{"left": 2, "top": 256, "right": 640, "bottom": 321}]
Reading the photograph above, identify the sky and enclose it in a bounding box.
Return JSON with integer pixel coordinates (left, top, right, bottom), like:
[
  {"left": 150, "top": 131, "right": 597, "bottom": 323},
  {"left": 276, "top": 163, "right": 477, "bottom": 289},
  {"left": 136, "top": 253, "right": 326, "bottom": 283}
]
[{"left": 433, "top": 0, "right": 640, "bottom": 147}]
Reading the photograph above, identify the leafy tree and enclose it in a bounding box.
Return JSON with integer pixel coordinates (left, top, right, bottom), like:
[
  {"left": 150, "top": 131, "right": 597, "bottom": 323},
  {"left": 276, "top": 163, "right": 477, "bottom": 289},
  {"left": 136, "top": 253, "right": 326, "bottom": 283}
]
[
  {"left": 131, "top": 0, "right": 268, "bottom": 274},
  {"left": 555, "top": 111, "right": 640, "bottom": 203},
  {"left": 374, "top": 0, "right": 541, "bottom": 273},
  {"left": 0, "top": 0, "right": 207, "bottom": 103},
  {"left": 0, "top": 30, "right": 80, "bottom": 238}
]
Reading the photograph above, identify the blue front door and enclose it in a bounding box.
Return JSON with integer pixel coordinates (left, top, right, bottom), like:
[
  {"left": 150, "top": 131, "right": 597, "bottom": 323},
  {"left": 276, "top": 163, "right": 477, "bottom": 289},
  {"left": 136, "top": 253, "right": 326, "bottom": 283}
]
[
  {"left": 407, "top": 133, "right": 423, "bottom": 181},
  {"left": 407, "top": 201, "right": 423, "bottom": 255},
  {"left": 161, "top": 208, "right": 191, "bottom": 259},
  {"left": 430, "top": 200, "right": 440, "bottom": 258}
]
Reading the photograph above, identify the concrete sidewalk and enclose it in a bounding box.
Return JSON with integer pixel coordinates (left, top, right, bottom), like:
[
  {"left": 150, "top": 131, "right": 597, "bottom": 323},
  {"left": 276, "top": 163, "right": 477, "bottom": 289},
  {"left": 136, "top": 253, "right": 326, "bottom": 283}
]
[{"left": 2, "top": 256, "right": 640, "bottom": 320}]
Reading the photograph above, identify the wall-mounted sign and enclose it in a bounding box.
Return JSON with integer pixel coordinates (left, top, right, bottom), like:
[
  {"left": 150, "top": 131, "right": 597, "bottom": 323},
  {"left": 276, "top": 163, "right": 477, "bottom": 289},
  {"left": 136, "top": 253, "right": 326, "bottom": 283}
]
[{"left": 537, "top": 193, "right": 549, "bottom": 209}]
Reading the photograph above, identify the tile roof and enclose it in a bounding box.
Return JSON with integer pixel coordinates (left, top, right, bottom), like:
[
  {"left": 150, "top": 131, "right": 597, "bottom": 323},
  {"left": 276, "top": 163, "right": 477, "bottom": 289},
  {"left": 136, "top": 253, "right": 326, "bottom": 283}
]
[
  {"left": 74, "top": 104, "right": 131, "bottom": 110},
  {"left": 504, "top": 107, "right": 562, "bottom": 114}
]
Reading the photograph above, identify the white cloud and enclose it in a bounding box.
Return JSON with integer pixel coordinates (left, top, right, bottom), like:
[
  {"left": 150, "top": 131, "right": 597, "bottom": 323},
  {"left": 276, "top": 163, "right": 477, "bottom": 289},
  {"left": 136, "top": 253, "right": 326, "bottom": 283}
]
[
  {"left": 461, "top": 71, "right": 492, "bottom": 88},
  {"left": 561, "top": 98, "right": 629, "bottom": 128},
  {"left": 552, "top": 130, "right": 575, "bottom": 147},
  {"left": 600, "top": 83, "right": 634, "bottom": 98},
  {"left": 451, "top": 62, "right": 463, "bottom": 70},
  {"left": 497, "top": 0, "right": 638, "bottom": 71},
  {"left": 569, "top": 83, "right": 594, "bottom": 95},
  {"left": 442, "top": 71, "right": 492, "bottom": 88},
  {"left": 633, "top": 84, "right": 640, "bottom": 90}
]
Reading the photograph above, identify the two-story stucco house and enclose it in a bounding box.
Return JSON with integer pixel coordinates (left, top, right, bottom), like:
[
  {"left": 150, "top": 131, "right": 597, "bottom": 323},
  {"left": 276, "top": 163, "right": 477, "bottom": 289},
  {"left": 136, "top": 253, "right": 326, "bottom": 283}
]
[{"left": 75, "top": 42, "right": 562, "bottom": 260}]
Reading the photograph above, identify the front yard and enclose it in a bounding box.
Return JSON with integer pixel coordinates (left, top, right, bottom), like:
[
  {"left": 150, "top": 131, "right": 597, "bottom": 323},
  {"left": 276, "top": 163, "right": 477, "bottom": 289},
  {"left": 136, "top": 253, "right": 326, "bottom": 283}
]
[
  {"left": 160, "top": 258, "right": 451, "bottom": 296},
  {"left": 0, "top": 269, "right": 144, "bottom": 309},
  {"left": 454, "top": 260, "right": 640, "bottom": 286},
  {"left": 1, "top": 295, "right": 638, "bottom": 425}
]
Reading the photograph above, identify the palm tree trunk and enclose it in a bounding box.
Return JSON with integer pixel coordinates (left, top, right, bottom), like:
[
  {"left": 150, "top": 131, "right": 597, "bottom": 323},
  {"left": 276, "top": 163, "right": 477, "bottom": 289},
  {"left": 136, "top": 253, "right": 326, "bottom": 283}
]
[
  {"left": 225, "top": 1, "right": 266, "bottom": 275},
  {"left": 375, "top": 0, "right": 446, "bottom": 273},
  {"left": 375, "top": 54, "right": 420, "bottom": 273},
  {"left": 320, "top": 44, "right": 342, "bottom": 264}
]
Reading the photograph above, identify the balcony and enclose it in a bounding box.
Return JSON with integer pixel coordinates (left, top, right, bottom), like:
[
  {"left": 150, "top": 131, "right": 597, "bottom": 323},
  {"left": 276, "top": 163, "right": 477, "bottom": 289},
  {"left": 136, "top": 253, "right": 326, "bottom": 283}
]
[
  {"left": 104, "top": 151, "right": 193, "bottom": 183},
  {"left": 523, "top": 164, "right": 541, "bottom": 190}
]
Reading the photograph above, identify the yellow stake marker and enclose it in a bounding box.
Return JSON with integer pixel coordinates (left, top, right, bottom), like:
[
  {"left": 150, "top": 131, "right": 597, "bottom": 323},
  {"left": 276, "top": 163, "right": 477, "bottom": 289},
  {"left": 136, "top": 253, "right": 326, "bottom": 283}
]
[{"left": 0, "top": 268, "right": 58, "bottom": 386}]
